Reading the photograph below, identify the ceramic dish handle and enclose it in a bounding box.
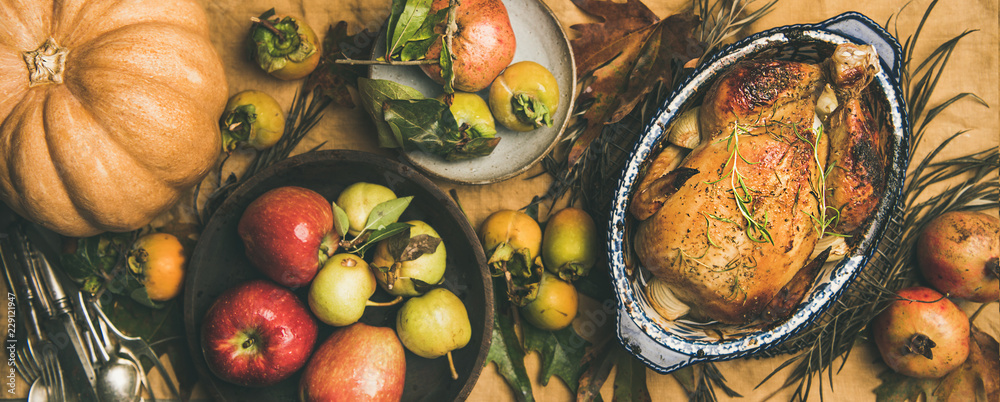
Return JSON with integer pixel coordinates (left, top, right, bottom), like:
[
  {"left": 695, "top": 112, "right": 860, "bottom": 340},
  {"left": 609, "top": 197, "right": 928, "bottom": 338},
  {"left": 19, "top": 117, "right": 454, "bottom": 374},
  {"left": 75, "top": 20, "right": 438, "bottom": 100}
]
[
  {"left": 817, "top": 12, "right": 904, "bottom": 79},
  {"left": 617, "top": 308, "right": 699, "bottom": 374}
]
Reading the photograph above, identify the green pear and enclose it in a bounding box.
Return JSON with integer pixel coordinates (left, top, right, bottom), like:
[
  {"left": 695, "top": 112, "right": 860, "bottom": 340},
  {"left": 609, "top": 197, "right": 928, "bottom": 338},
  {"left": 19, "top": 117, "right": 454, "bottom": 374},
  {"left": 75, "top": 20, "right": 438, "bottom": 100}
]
[
  {"left": 371, "top": 220, "right": 447, "bottom": 296},
  {"left": 395, "top": 288, "right": 470, "bottom": 379},
  {"left": 308, "top": 253, "right": 376, "bottom": 326},
  {"left": 336, "top": 182, "right": 397, "bottom": 236}
]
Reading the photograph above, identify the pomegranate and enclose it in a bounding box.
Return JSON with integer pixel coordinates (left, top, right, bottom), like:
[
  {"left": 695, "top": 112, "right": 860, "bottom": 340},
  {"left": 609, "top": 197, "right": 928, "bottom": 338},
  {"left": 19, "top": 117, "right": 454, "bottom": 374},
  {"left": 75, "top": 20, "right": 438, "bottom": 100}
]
[
  {"left": 872, "top": 286, "right": 970, "bottom": 379},
  {"left": 916, "top": 210, "right": 999, "bottom": 302},
  {"left": 420, "top": 0, "right": 516, "bottom": 92}
]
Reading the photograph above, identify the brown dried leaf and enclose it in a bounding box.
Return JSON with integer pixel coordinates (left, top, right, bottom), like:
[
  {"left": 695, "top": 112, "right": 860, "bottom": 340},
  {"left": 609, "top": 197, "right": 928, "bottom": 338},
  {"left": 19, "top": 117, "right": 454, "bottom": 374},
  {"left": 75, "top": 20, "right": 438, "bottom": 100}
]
[
  {"left": 306, "top": 21, "right": 377, "bottom": 108},
  {"left": 567, "top": 10, "right": 701, "bottom": 165}
]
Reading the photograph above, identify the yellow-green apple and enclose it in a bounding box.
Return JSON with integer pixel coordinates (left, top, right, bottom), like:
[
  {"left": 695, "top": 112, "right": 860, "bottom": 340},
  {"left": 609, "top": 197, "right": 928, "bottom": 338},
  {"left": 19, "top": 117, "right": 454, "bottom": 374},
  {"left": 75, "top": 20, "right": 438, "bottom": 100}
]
[
  {"left": 299, "top": 322, "right": 406, "bottom": 401},
  {"left": 201, "top": 279, "right": 318, "bottom": 387},
  {"left": 371, "top": 220, "right": 447, "bottom": 297},
  {"left": 420, "top": 0, "right": 516, "bottom": 92},
  {"left": 237, "top": 186, "right": 339, "bottom": 288}
]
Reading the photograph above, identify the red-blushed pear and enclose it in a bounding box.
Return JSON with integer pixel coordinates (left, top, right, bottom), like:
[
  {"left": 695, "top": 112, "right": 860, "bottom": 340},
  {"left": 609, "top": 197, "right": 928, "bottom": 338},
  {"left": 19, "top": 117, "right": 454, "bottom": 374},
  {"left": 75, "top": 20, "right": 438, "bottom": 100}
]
[
  {"left": 201, "top": 279, "right": 319, "bottom": 387},
  {"left": 420, "top": 0, "right": 516, "bottom": 92},
  {"left": 299, "top": 322, "right": 406, "bottom": 402},
  {"left": 238, "top": 186, "right": 339, "bottom": 287}
]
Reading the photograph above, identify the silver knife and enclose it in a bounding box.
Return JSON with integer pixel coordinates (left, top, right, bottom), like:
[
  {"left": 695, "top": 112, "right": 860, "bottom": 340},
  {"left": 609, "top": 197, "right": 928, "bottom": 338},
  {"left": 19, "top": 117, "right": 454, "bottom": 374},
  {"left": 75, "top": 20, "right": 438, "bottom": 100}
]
[{"left": 22, "top": 231, "right": 98, "bottom": 389}]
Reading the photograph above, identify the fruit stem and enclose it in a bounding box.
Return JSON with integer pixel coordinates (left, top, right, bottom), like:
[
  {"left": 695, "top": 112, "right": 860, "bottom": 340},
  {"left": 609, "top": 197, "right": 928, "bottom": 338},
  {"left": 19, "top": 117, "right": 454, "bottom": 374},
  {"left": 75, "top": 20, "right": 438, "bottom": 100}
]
[
  {"left": 365, "top": 296, "right": 404, "bottom": 307},
  {"left": 447, "top": 351, "right": 458, "bottom": 380},
  {"left": 250, "top": 16, "right": 286, "bottom": 42}
]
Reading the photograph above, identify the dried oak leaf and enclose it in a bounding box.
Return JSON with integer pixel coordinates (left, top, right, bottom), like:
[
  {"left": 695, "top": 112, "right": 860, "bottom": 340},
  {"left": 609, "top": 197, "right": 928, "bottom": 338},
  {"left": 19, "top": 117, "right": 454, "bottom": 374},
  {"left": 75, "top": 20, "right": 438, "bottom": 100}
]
[
  {"left": 874, "top": 326, "right": 999, "bottom": 402},
  {"left": 567, "top": 0, "right": 701, "bottom": 165},
  {"left": 306, "top": 21, "right": 378, "bottom": 108}
]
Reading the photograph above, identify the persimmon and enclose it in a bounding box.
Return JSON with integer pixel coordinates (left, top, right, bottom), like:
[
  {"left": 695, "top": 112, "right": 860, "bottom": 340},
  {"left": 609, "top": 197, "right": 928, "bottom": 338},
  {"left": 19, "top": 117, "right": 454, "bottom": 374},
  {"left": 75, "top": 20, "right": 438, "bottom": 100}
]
[{"left": 128, "top": 233, "right": 187, "bottom": 301}]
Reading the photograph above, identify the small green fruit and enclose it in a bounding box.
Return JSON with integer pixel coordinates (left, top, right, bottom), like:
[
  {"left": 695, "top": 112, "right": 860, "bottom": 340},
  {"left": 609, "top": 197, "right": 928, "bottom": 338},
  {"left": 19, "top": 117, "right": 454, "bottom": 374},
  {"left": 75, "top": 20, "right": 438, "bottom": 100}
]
[
  {"left": 336, "top": 182, "right": 397, "bottom": 236},
  {"left": 371, "top": 220, "right": 447, "bottom": 296},
  {"left": 396, "top": 288, "right": 471, "bottom": 360},
  {"left": 542, "top": 207, "right": 599, "bottom": 281},
  {"left": 308, "top": 254, "right": 376, "bottom": 326},
  {"left": 521, "top": 273, "right": 578, "bottom": 331}
]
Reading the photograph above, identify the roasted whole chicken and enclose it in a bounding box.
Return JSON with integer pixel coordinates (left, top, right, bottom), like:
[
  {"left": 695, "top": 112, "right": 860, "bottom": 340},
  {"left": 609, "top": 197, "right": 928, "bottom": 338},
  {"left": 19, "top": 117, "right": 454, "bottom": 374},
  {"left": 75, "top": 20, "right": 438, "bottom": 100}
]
[{"left": 631, "top": 43, "right": 886, "bottom": 325}]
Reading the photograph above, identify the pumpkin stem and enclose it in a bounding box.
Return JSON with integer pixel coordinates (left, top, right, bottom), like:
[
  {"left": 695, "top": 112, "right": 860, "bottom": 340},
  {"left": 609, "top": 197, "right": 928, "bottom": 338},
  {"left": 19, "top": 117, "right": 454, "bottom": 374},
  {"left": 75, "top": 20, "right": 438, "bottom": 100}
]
[{"left": 23, "top": 38, "right": 68, "bottom": 87}]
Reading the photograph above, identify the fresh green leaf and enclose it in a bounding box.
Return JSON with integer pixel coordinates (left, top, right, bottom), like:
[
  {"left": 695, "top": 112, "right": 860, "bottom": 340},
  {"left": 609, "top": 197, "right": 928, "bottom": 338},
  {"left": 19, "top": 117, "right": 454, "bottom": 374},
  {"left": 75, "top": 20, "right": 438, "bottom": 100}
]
[
  {"left": 485, "top": 299, "right": 534, "bottom": 402},
  {"left": 353, "top": 222, "right": 413, "bottom": 256},
  {"left": 332, "top": 202, "right": 350, "bottom": 238},
  {"left": 357, "top": 77, "right": 425, "bottom": 148},
  {"left": 612, "top": 348, "right": 651, "bottom": 402},
  {"left": 388, "top": 0, "right": 433, "bottom": 58},
  {"left": 522, "top": 323, "right": 590, "bottom": 391},
  {"left": 129, "top": 286, "right": 164, "bottom": 309},
  {"left": 384, "top": 98, "right": 452, "bottom": 155},
  {"left": 363, "top": 196, "right": 414, "bottom": 233}
]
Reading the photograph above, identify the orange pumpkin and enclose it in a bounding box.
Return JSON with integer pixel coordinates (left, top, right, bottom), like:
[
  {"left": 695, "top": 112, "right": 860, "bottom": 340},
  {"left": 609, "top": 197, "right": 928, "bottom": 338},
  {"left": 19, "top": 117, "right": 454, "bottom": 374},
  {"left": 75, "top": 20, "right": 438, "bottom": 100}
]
[{"left": 0, "top": 0, "right": 228, "bottom": 236}]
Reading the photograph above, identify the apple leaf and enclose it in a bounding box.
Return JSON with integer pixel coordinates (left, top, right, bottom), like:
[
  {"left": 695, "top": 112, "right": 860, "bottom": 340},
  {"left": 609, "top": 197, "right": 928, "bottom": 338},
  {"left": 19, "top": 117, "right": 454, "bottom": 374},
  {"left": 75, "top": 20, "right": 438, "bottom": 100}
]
[
  {"left": 566, "top": 0, "right": 702, "bottom": 165},
  {"left": 613, "top": 345, "right": 652, "bottom": 402},
  {"left": 306, "top": 21, "right": 376, "bottom": 108},
  {"left": 363, "top": 196, "right": 414, "bottom": 233},
  {"left": 874, "top": 326, "right": 999, "bottom": 402},
  {"left": 486, "top": 297, "right": 535, "bottom": 402},
  {"left": 521, "top": 322, "right": 590, "bottom": 392},
  {"left": 357, "top": 77, "right": 425, "bottom": 148},
  {"left": 354, "top": 222, "right": 413, "bottom": 257},
  {"left": 331, "top": 202, "right": 350, "bottom": 238}
]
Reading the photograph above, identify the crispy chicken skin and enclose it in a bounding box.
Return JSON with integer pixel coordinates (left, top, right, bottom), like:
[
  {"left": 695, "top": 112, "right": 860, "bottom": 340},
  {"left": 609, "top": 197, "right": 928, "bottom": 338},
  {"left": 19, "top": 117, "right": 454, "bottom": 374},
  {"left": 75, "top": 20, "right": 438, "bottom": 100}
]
[
  {"left": 633, "top": 59, "right": 826, "bottom": 324},
  {"left": 824, "top": 44, "right": 886, "bottom": 235},
  {"left": 630, "top": 45, "right": 884, "bottom": 325}
]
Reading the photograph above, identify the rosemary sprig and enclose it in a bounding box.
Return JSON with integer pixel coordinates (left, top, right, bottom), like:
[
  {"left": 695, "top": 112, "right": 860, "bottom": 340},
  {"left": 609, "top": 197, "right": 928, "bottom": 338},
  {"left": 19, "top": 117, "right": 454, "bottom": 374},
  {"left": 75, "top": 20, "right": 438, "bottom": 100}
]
[
  {"left": 787, "top": 121, "right": 844, "bottom": 238},
  {"left": 705, "top": 123, "right": 775, "bottom": 244},
  {"left": 696, "top": 0, "right": 780, "bottom": 63},
  {"left": 757, "top": 2, "right": 997, "bottom": 401}
]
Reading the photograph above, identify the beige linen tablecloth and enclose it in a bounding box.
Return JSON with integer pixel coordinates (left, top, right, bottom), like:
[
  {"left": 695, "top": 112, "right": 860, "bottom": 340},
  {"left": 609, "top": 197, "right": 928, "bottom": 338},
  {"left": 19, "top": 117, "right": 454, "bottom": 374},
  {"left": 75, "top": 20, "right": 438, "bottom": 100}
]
[{"left": 4, "top": 0, "right": 997, "bottom": 400}]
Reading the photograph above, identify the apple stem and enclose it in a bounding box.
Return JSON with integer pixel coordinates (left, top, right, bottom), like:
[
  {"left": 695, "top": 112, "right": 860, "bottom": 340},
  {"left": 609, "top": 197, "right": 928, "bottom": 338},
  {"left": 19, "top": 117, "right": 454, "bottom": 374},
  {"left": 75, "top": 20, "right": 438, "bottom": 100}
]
[
  {"left": 365, "top": 296, "right": 404, "bottom": 307},
  {"left": 447, "top": 351, "right": 458, "bottom": 380}
]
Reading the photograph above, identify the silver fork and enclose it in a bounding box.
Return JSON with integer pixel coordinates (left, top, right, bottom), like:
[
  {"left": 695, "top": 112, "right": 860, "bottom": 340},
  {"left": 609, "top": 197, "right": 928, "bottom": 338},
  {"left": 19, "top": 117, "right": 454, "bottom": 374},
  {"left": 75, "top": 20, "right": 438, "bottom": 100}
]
[
  {"left": 0, "top": 236, "right": 42, "bottom": 385},
  {"left": 12, "top": 230, "right": 65, "bottom": 401}
]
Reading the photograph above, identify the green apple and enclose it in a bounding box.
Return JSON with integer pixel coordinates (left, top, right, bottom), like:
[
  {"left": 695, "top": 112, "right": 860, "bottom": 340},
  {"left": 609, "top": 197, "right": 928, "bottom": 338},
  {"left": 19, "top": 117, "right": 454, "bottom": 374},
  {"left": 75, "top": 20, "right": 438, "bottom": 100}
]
[
  {"left": 336, "top": 182, "right": 397, "bottom": 236},
  {"left": 371, "top": 220, "right": 447, "bottom": 296}
]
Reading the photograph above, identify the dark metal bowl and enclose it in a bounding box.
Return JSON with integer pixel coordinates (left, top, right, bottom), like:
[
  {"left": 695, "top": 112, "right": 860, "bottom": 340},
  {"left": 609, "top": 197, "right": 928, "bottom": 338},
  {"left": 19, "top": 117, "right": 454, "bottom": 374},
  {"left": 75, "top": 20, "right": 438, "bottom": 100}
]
[
  {"left": 183, "top": 150, "right": 493, "bottom": 400},
  {"left": 608, "top": 12, "right": 910, "bottom": 373}
]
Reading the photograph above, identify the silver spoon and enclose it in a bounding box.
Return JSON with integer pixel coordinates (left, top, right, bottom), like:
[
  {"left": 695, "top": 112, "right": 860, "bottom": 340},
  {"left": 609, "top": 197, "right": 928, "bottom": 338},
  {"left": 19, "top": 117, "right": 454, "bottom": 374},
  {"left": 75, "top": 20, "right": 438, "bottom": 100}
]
[
  {"left": 76, "top": 293, "right": 141, "bottom": 402},
  {"left": 27, "top": 378, "right": 48, "bottom": 402}
]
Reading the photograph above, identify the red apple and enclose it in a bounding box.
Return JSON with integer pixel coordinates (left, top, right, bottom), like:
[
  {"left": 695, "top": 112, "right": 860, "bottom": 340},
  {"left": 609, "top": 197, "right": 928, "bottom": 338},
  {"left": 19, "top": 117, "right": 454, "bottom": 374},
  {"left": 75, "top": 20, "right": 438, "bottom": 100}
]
[
  {"left": 420, "top": 0, "right": 516, "bottom": 92},
  {"left": 299, "top": 322, "right": 406, "bottom": 402},
  {"left": 201, "top": 279, "right": 319, "bottom": 387},
  {"left": 238, "top": 186, "right": 340, "bottom": 287},
  {"left": 916, "top": 210, "right": 999, "bottom": 302}
]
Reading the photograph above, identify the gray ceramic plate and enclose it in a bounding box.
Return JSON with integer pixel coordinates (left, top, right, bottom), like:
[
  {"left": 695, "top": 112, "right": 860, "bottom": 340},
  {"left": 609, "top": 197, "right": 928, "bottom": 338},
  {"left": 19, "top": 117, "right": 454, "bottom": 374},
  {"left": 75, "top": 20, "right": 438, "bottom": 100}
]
[
  {"left": 370, "top": 0, "right": 576, "bottom": 185},
  {"left": 608, "top": 12, "right": 910, "bottom": 373}
]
